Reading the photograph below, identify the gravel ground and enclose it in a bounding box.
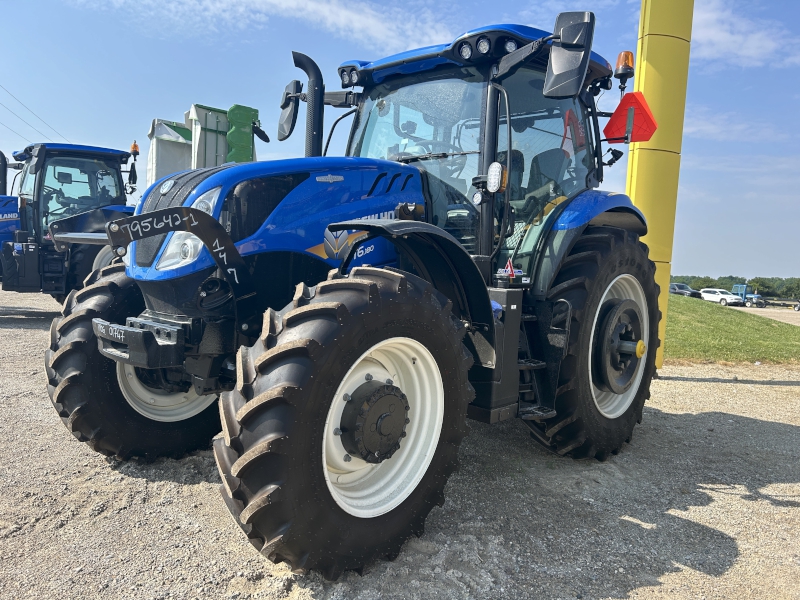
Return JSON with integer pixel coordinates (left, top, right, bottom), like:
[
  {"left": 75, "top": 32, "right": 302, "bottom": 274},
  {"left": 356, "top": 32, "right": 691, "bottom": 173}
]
[
  {"left": 1, "top": 290, "right": 798, "bottom": 600},
  {"left": 730, "top": 305, "right": 800, "bottom": 327}
]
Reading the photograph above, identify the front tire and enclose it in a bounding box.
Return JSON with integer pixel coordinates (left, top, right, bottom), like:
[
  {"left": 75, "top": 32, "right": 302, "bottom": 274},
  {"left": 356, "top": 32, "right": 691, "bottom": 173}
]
[
  {"left": 525, "top": 226, "right": 660, "bottom": 460},
  {"left": 45, "top": 264, "right": 221, "bottom": 459},
  {"left": 214, "top": 267, "right": 474, "bottom": 579},
  {"left": 720, "top": 298, "right": 728, "bottom": 306}
]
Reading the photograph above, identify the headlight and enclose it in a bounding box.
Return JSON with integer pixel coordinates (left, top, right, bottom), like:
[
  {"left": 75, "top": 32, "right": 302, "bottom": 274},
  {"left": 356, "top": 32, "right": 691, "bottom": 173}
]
[
  {"left": 504, "top": 39, "right": 518, "bottom": 53},
  {"left": 350, "top": 69, "right": 359, "bottom": 84},
  {"left": 191, "top": 186, "right": 222, "bottom": 215},
  {"left": 341, "top": 70, "right": 350, "bottom": 86},
  {"left": 155, "top": 186, "right": 222, "bottom": 271},
  {"left": 459, "top": 42, "right": 473, "bottom": 60},
  {"left": 476, "top": 37, "right": 491, "bottom": 55}
]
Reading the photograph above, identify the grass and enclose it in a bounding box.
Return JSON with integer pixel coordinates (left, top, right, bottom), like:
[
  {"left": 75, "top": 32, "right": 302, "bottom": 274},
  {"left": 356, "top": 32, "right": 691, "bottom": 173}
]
[{"left": 664, "top": 294, "right": 800, "bottom": 363}]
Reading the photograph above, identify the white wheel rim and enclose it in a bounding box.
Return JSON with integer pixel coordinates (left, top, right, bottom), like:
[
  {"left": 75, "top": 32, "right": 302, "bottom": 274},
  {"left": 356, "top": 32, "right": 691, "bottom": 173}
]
[
  {"left": 92, "top": 246, "right": 115, "bottom": 271},
  {"left": 588, "top": 274, "right": 649, "bottom": 419},
  {"left": 322, "top": 337, "right": 444, "bottom": 518},
  {"left": 117, "top": 363, "right": 217, "bottom": 422}
]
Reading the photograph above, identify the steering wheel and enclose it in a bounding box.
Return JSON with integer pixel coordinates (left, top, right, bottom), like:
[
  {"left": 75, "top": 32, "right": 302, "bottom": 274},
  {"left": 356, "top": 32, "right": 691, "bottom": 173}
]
[
  {"left": 415, "top": 140, "right": 469, "bottom": 178},
  {"left": 519, "top": 179, "right": 568, "bottom": 220}
]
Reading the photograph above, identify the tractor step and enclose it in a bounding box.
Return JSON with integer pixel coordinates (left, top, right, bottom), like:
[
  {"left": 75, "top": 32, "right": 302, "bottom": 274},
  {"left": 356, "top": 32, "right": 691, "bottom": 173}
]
[
  {"left": 518, "top": 359, "right": 547, "bottom": 371},
  {"left": 518, "top": 405, "right": 557, "bottom": 421}
]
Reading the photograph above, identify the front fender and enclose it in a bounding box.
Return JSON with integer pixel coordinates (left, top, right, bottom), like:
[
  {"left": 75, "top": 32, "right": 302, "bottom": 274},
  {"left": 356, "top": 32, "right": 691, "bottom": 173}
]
[{"left": 329, "top": 218, "right": 495, "bottom": 366}]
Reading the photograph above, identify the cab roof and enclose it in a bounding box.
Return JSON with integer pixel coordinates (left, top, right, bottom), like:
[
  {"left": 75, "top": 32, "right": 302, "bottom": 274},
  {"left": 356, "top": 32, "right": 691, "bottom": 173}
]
[
  {"left": 339, "top": 24, "right": 612, "bottom": 86},
  {"left": 12, "top": 143, "right": 130, "bottom": 163}
]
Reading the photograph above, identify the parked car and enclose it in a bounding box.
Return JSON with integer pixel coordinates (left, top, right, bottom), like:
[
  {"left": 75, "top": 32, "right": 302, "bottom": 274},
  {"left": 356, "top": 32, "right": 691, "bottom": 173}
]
[
  {"left": 669, "top": 283, "right": 702, "bottom": 298},
  {"left": 700, "top": 288, "right": 744, "bottom": 306}
]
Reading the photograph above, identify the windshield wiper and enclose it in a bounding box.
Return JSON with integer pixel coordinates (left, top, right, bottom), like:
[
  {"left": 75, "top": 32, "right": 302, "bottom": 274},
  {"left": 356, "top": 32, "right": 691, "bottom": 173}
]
[{"left": 395, "top": 150, "right": 479, "bottom": 164}]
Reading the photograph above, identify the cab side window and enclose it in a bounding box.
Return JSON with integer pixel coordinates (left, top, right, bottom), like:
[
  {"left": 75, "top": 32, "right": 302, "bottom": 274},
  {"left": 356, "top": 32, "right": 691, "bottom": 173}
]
[{"left": 497, "top": 67, "right": 593, "bottom": 222}]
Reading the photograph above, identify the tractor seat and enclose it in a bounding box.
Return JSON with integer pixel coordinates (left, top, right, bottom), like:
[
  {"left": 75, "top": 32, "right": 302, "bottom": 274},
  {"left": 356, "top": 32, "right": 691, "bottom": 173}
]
[{"left": 519, "top": 148, "right": 570, "bottom": 217}]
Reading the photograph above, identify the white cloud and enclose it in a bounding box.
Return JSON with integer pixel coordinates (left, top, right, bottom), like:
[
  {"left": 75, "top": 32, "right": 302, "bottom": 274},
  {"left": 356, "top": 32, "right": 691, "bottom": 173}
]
[
  {"left": 683, "top": 104, "right": 787, "bottom": 142},
  {"left": 516, "top": 0, "right": 623, "bottom": 30},
  {"left": 73, "top": 0, "right": 453, "bottom": 54},
  {"left": 692, "top": 0, "right": 800, "bottom": 68}
]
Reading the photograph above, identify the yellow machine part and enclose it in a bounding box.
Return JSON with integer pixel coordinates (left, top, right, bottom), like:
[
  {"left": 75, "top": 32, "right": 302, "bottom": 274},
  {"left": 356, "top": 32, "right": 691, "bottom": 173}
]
[{"left": 626, "top": 0, "right": 695, "bottom": 367}]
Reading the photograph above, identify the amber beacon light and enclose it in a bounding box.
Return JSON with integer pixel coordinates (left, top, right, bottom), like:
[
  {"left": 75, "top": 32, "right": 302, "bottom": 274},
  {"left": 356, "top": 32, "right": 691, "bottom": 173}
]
[{"left": 614, "top": 51, "right": 636, "bottom": 98}]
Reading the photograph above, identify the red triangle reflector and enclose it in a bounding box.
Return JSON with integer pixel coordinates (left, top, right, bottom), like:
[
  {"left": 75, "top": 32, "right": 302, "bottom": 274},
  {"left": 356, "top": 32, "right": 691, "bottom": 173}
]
[{"left": 603, "top": 91, "right": 658, "bottom": 144}]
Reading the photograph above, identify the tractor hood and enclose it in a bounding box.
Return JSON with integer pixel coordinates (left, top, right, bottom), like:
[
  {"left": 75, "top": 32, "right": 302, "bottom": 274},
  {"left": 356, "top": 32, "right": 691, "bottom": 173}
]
[{"left": 127, "top": 157, "right": 424, "bottom": 282}]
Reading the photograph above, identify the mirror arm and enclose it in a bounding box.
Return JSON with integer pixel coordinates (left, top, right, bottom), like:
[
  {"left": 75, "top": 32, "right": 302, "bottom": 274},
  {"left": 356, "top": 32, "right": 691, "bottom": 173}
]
[{"left": 492, "top": 34, "right": 558, "bottom": 81}]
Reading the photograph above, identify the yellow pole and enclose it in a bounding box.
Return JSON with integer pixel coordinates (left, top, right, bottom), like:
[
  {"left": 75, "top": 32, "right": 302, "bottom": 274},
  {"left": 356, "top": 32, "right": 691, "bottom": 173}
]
[{"left": 626, "top": 0, "right": 694, "bottom": 368}]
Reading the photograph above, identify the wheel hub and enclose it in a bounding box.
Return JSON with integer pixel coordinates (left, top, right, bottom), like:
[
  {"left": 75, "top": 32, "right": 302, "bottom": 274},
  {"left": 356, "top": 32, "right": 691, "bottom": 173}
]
[
  {"left": 339, "top": 379, "right": 410, "bottom": 464},
  {"left": 594, "top": 298, "right": 644, "bottom": 394}
]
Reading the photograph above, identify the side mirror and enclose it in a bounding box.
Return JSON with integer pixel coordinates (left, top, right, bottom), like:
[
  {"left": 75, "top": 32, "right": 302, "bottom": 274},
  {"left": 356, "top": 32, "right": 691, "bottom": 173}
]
[
  {"left": 278, "top": 80, "right": 302, "bottom": 142},
  {"left": 56, "top": 171, "right": 73, "bottom": 185},
  {"left": 543, "top": 12, "right": 595, "bottom": 99}
]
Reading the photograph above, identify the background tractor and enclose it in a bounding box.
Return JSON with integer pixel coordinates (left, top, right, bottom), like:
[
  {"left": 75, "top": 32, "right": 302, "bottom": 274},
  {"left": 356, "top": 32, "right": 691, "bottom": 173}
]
[
  {"left": 732, "top": 284, "right": 766, "bottom": 308},
  {"left": 46, "top": 12, "right": 660, "bottom": 578},
  {"left": 0, "top": 143, "right": 135, "bottom": 301}
]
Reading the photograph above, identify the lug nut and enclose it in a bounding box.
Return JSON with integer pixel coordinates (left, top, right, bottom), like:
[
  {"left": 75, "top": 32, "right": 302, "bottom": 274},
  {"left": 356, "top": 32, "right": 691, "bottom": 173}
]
[
  {"left": 386, "top": 378, "right": 393, "bottom": 385},
  {"left": 343, "top": 454, "right": 352, "bottom": 462},
  {"left": 333, "top": 428, "right": 342, "bottom": 436},
  {"left": 343, "top": 393, "right": 351, "bottom": 402},
  {"left": 365, "top": 373, "right": 373, "bottom": 381}
]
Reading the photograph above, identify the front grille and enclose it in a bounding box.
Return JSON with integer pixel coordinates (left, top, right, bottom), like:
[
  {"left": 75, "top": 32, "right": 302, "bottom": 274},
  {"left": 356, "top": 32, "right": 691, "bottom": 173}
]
[{"left": 135, "top": 165, "right": 234, "bottom": 267}]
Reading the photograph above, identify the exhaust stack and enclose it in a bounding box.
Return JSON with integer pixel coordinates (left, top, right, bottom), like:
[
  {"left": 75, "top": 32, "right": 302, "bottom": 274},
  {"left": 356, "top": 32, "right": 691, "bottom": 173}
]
[
  {"left": 292, "top": 52, "right": 325, "bottom": 157},
  {"left": 0, "top": 151, "right": 7, "bottom": 196}
]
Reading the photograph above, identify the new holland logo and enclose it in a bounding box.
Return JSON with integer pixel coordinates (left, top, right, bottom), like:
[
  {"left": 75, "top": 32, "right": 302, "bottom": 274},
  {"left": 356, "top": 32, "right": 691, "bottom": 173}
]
[
  {"left": 323, "top": 228, "right": 351, "bottom": 260},
  {"left": 160, "top": 180, "right": 175, "bottom": 194},
  {"left": 316, "top": 174, "right": 344, "bottom": 183}
]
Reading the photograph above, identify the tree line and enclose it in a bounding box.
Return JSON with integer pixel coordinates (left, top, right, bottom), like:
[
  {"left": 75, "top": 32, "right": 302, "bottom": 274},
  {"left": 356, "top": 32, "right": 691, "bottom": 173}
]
[{"left": 672, "top": 276, "right": 800, "bottom": 299}]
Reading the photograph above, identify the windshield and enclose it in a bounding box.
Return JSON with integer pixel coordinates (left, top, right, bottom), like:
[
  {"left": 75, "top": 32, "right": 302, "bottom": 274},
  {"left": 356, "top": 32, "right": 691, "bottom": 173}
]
[
  {"left": 40, "top": 155, "right": 123, "bottom": 230},
  {"left": 349, "top": 66, "right": 486, "bottom": 252}
]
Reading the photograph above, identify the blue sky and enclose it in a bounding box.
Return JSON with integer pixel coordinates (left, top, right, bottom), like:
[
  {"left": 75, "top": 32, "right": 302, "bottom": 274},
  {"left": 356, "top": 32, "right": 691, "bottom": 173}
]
[{"left": 1, "top": 0, "right": 799, "bottom": 277}]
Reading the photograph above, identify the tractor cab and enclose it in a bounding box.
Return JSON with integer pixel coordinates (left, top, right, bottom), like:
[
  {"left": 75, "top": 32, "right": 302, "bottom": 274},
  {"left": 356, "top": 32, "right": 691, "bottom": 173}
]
[
  {"left": 278, "top": 17, "right": 650, "bottom": 284},
  {"left": 0, "top": 143, "right": 133, "bottom": 298}
]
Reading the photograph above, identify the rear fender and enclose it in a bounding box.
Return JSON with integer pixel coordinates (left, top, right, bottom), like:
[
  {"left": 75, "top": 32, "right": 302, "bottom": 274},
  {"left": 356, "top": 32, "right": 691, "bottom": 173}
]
[
  {"left": 531, "top": 190, "right": 647, "bottom": 299},
  {"left": 329, "top": 218, "right": 495, "bottom": 366}
]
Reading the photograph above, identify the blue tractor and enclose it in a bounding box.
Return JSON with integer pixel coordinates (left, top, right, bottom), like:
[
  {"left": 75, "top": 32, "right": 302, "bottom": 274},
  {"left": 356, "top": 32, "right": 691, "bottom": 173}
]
[
  {"left": 46, "top": 12, "right": 659, "bottom": 577},
  {"left": 0, "top": 144, "right": 134, "bottom": 301},
  {"left": 731, "top": 284, "right": 766, "bottom": 308}
]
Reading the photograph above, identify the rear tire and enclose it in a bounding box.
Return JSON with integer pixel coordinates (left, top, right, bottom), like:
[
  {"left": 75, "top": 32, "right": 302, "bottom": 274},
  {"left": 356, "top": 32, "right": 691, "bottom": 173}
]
[
  {"left": 214, "top": 267, "right": 474, "bottom": 579},
  {"left": 45, "top": 264, "right": 221, "bottom": 459},
  {"left": 525, "top": 226, "right": 660, "bottom": 460}
]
